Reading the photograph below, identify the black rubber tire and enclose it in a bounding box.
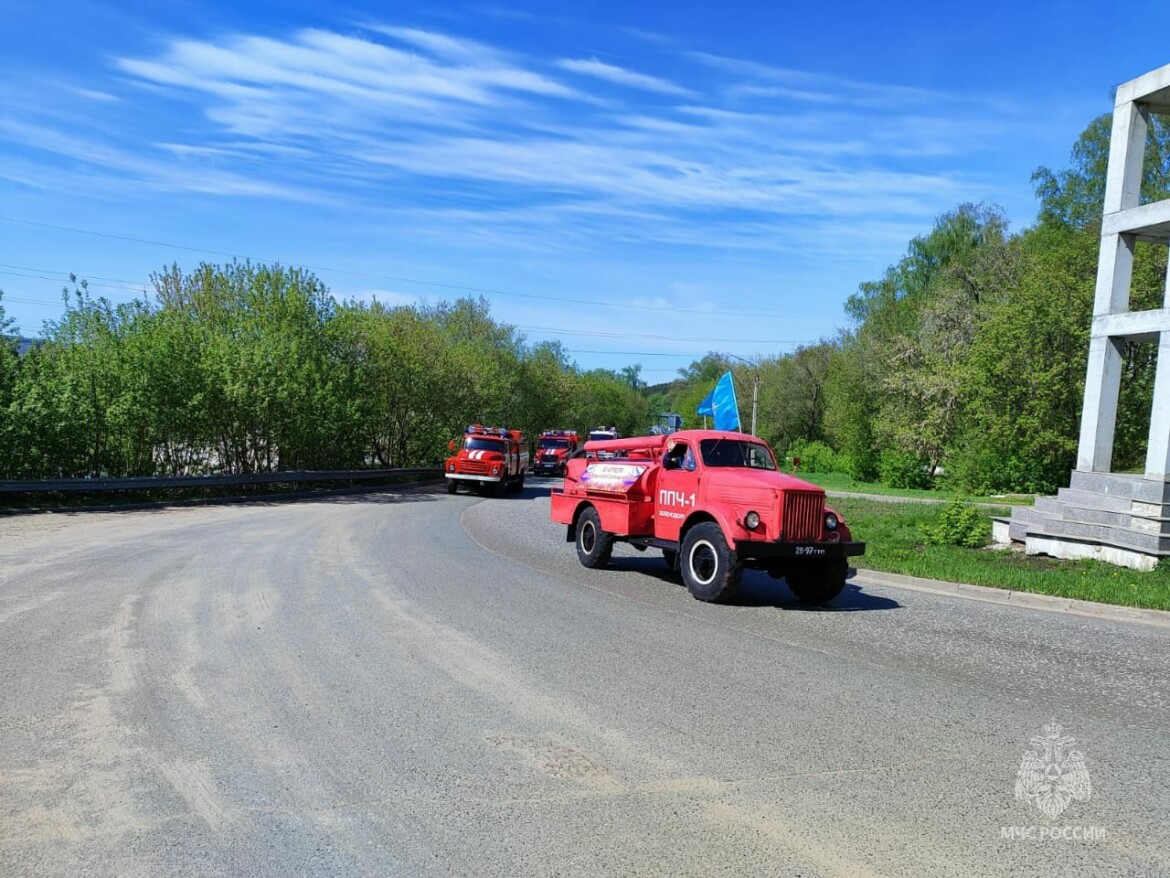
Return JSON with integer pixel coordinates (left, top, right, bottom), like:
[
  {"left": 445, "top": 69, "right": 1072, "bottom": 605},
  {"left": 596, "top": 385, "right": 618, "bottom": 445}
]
[
  {"left": 446, "top": 479, "right": 458, "bottom": 495},
  {"left": 492, "top": 479, "right": 507, "bottom": 498},
  {"left": 514, "top": 471, "right": 525, "bottom": 491},
  {"left": 680, "top": 522, "right": 741, "bottom": 602},
  {"left": 575, "top": 507, "right": 614, "bottom": 569},
  {"left": 662, "top": 549, "right": 677, "bottom": 571},
  {"left": 786, "top": 559, "right": 848, "bottom": 604}
]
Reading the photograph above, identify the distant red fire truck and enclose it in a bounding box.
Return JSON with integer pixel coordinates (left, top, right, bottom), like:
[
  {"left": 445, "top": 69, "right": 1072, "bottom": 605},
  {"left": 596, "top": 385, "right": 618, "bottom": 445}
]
[
  {"left": 445, "top": 425, "right": 528, "bottom": 497},
  {"left": 532, "top": 430, "right": 579, "bottom": 476}
]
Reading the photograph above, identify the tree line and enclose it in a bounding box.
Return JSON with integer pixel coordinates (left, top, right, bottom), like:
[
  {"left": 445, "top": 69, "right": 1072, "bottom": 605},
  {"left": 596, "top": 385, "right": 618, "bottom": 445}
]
[
  {"left": 2, "top": 111, "right": 1167, "bottom": 490},
  {"left": 650, "top": 112, "right": 1170, "bottom": 494},
  {"left": 0, "top": 264, "right": 651, "bottom": 478}
]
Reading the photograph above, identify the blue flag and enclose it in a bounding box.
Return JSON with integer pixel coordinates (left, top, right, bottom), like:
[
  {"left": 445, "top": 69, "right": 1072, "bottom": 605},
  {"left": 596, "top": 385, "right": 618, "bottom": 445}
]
[{"left": 696, "top": 371, "right": 741, "bottom": 431}]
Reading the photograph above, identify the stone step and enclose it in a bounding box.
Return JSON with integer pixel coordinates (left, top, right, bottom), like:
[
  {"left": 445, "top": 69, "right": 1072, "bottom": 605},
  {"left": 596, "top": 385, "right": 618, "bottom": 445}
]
[
  {"left": 1007, "top": 506, "right": 1047, "bottom": 543},
  {"left": 1055, "top": 487, "right": 1134, "bottom": 514},
  {"left": 1026, "top": 517, "right": 1170, "bottom": 555},
  {"left": 1069, "top": 470, "right": 1170, "bottom": 504},
  {"left": 1041, "top": 499, "right": 1170, "bottom": 535},
  {"left": 1033, "top": 496, "right": 1064, "bottom": 515}
]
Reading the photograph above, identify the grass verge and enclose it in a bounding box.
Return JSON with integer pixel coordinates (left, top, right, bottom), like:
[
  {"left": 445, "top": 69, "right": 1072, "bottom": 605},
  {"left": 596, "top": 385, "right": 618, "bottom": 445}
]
[
  {"left": 800, "top": 472, "right": 1035, "bottom": 505},
  {"left": 835, "top": 497, "right": 1170, "bottom": 612}
]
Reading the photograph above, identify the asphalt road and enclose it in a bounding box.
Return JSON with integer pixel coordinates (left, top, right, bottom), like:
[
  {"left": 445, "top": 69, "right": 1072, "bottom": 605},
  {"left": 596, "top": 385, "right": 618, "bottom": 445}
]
[{"left": 1, "top": 481, "right": 1167, "bottom": 877}]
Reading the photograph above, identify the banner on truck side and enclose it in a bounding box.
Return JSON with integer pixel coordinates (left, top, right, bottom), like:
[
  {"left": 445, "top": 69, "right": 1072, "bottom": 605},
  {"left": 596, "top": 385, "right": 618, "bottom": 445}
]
[{"left": 579, "top": 463, "right": 647, "bottom": 493}]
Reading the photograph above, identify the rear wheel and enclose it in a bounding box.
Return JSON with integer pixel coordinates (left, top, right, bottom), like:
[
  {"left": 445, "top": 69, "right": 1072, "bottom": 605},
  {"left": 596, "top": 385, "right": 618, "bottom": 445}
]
[
  {"left": 680, "top": 523, "right": 741, "bottom": 602},
  {"left": 786, "top": 559, "right": 848, "bottom": 604},
  {"left": 446, "top": 479, "right": 458, "bottom": 495},
  {"left": 575, "top": 507, "right": 614, "bottom": 569}
]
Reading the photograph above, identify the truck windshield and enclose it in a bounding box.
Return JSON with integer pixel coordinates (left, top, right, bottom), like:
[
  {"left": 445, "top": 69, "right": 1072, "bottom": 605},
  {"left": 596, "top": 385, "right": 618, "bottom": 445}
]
[
  {"left": 464, "top": 437, "right": 504, "bottom": 452},
  {"left": 588, "top": 432, "right": 615, "bottom": 442},
  {"left": 540, "top": 438, "right": 570, "bottom": 449},
  {"left": 699, "top": 439, "right": 776, "bottom": 470}
]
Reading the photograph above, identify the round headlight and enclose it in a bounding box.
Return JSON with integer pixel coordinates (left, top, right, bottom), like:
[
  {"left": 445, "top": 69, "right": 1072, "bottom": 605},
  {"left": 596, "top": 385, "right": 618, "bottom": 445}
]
[
  {"left": 744, "top": 511, "right": 761, "bottom": 530},
  {"left": 492, "top": 465, "right": 500, "bottom": 475},
  {"left": 448, "top": 463, "right": 455, "bottom": 472},
  {"left": 824, "top": 512, "right": 839, "bottom": 531}
]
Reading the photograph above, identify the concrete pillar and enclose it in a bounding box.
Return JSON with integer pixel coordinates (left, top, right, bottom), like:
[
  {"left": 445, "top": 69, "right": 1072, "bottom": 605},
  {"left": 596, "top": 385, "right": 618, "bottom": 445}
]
[
  {"left": 1102, "top": 101, "right": 1148, "bottom": 214},
  {"left": 1077, "top": 336, "right": 1125, "bottom": 472},
  {"left": 1146, "top": 269, "right": 1170, "bottom": 478},
  {"left": 1092, "top": 233, "right": 1135, "bottom": 314},
  {"left": 1147, "top": 332, "right": 1170, "bottom": 478}
]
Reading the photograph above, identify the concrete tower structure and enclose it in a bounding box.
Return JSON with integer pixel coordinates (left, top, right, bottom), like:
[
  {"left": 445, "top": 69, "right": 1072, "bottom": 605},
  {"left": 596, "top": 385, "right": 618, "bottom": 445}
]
[{"left": 1005, "top": 62, "right": 1170, "bottom": 570}]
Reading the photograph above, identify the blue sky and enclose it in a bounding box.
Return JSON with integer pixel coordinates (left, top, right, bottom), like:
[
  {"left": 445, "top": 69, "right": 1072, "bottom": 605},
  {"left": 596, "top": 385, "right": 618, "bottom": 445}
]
[{"left": 2, "top": 1, "right": 1168, "bottom": 382}]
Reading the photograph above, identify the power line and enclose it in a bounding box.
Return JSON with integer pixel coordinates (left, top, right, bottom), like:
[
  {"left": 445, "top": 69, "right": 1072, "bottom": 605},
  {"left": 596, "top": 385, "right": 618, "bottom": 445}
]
[
  {"left": 0, "top": 264, "right": 149, "bottom": 289},
  {"left": 0, "top": 215, "right": 802, "bottom": 318},
  {"left": 519, "top": 324, "right": 804, "bottom": 344}
]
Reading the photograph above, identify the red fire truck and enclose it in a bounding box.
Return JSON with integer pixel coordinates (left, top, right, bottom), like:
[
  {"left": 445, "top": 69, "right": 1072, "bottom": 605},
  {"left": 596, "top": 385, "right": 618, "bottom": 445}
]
[
  {"left": 533, "top": 429, "right": 579, "bottom": 476},
  {"left": 549, "top": 430, "right": 864, "bottom": 603},
  {"left": 445, "top": 425, "right": 529, "bottom": 497}
]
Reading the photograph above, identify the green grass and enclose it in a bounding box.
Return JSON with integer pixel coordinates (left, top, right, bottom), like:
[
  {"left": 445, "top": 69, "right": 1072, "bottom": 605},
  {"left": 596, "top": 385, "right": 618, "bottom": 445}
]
[
  {"left": 797, "top": 471, "right": 1036, "bottom": 505},
  {"left": 835, "top": 497, "right": 1170, "bottom": 612}
]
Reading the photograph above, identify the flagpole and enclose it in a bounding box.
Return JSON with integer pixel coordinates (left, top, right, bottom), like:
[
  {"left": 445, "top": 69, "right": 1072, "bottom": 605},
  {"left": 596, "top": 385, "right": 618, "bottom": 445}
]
[{"left": 727, "top": 354, "right": 758, "bottom": 435}]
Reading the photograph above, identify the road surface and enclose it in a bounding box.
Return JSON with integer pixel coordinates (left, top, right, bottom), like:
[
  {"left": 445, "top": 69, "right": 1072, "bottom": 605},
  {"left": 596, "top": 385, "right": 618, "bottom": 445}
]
[{"left": 1, "top": 481, "right": 1167, "bottom": 877}]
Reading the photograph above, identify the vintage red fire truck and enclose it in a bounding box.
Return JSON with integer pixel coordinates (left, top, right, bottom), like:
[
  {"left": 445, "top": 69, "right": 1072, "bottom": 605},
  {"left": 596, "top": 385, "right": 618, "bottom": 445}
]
[
  {"left": 533, "top": 429, "right": 579, "bottom": 476},
  {"left": 445, "top": 425, "right": 529, "bottom": 496},
  {"left": 549, "top": 430, "right": 864, "bottom": 603}
]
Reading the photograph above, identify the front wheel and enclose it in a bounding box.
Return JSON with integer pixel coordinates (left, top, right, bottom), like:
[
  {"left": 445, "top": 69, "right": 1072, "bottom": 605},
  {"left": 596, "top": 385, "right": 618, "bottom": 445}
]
[
  {"left": 446, "top": 479, "right": 458, "bottom": 495},
  {"left": 575, "top": 507, "right": 614, "bottom": 569},
  {"left": 680, "top": 523, "right": 741, "bottom": 602},
  {"left": 786, "top": 559, "right": 848, "bottom": 604}
]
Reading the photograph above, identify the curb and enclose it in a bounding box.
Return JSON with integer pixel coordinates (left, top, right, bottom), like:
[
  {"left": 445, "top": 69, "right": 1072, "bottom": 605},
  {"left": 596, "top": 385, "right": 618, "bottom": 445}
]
[{"left": 854, "top": 569, "right": 1170, "bottom": 629}]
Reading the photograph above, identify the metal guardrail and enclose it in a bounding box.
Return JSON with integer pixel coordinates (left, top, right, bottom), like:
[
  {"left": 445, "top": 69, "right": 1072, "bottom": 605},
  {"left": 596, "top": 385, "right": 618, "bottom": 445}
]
[{"left": 0, "top": 468, "right": 442, "bottom": 494}]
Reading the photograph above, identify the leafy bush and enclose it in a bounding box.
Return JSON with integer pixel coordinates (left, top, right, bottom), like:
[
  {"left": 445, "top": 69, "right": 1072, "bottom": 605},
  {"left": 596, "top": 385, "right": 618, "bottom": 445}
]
[
  {"left": 878, "top": 450, "right": 933, "bottom": 489},
  {"left": 785, "top": 439, "right": 843, "bottom": 473},
  {"left": 946, "top": 439, "right": 1060, "bottom": 495},
  {"left": 924, "top": 501, "right": 989, "bottom": 548},
  {"left": 842, "top": 449, "right": 879, "bottom": 482}
]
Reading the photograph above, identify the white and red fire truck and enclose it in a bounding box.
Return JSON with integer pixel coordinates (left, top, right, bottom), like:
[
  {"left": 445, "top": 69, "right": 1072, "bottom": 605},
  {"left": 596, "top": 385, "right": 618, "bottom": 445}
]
[
  {"left": 532, "top": 430, "right": 579, "bottom": 476},
  {"left": 445, "top": 425, "right": 529, "bottom": 496},
  {"left": 549, "top": 430, "right": 864, "bottom": 604}
]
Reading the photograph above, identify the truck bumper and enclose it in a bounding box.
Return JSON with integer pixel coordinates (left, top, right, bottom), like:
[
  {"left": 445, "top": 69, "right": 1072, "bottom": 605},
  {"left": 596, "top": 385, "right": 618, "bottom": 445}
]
[
  {"left": 445, "top": 473, "right": 505, "bottom": 483},
  {"left": 734, "top": 540, "right": 866, "bottom": 561}
]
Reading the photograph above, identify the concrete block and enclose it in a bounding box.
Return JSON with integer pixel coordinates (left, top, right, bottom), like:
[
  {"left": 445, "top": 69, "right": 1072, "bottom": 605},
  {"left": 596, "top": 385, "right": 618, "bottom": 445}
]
[
  {"left": 992, "top": 518, "right": 1012, "bottom": 545},
  {"left": 1025, "top": 535, "right": 1161, "bottom": 571}
]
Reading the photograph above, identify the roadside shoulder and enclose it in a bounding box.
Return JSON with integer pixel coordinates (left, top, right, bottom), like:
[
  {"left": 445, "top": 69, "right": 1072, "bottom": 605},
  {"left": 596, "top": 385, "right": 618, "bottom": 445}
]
[{"left": 855, "top": 568, "right": 1170, "bottom": 629}]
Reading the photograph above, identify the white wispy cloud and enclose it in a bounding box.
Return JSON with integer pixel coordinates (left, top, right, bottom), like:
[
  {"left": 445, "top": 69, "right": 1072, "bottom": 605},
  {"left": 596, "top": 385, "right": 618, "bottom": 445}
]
[
  {"left": 556, "top": 57, "right": 694, "bottom": 96},
  {"left": 0, "top": 19, "right": 1027, "bottom": 264}
]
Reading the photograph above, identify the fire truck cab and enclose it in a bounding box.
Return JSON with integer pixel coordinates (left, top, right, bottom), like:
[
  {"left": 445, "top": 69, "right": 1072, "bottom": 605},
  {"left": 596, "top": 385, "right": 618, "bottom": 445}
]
[
  {"left": 549, "top": 430, "right": 865, "bottom": 604},
  {"left": 445, "top": 425, "right": 529, "bottom": 497},
  {"left": 533, "top": 429, "right": 579, "bottom": 476}
]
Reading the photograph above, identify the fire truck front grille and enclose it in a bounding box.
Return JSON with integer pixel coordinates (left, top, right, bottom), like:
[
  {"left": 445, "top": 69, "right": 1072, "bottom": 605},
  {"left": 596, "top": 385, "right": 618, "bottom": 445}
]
[
  {"left": 540, "top": 454, "right": 558, "bottom": 463},
  {"left": 782, "top": 491, "right": 824, "bottom": 541},
  {"left": 460, "top": 460, "right": 492, "bottom": 475}
]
